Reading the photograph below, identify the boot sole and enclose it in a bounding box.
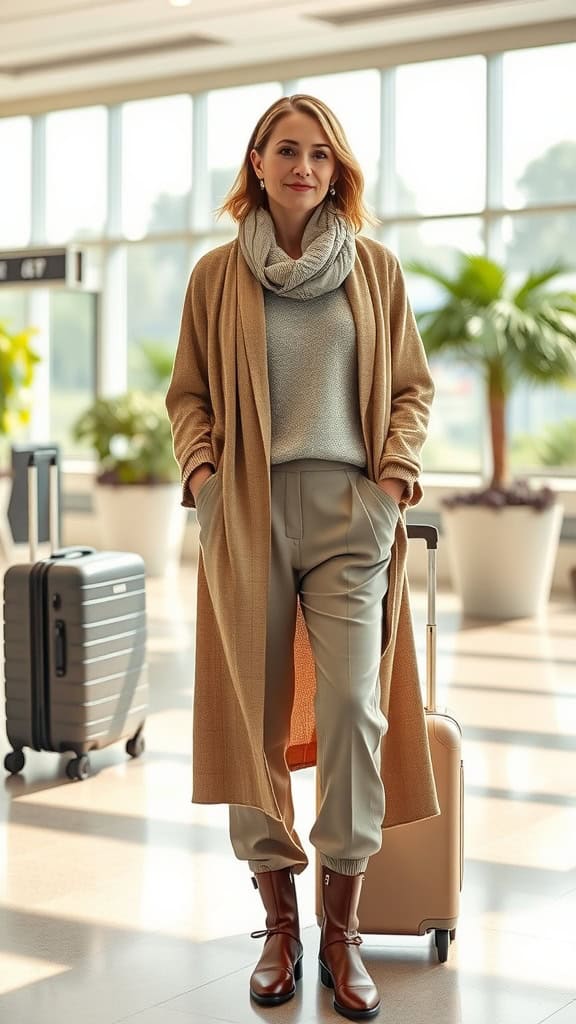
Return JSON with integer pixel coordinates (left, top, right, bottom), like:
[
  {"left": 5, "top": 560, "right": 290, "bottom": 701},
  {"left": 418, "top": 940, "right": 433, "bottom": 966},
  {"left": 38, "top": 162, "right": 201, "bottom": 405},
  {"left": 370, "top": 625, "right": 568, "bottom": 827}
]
[
  {"left": 319, "top": 959, "right": 381, "bottom": 1020},
  {"left": 250, "top": 955, "right": 303, "bottom": 1005}
]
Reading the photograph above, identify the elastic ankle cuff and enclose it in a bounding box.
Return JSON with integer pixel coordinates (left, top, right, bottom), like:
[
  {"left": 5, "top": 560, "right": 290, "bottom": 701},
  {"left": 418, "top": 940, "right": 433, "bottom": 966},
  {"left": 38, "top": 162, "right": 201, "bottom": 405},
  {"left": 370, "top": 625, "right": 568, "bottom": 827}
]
[{"left": 320, "top": 856, "right": 369, "bottom": 875}]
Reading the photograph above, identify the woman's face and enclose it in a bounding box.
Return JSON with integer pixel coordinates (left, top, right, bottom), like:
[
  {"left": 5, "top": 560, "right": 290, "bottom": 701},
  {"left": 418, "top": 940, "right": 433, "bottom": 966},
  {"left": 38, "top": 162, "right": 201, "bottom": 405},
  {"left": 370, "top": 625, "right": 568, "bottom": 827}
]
[{"left": 250, "top": 110, "right": 338, "bottom": 218}]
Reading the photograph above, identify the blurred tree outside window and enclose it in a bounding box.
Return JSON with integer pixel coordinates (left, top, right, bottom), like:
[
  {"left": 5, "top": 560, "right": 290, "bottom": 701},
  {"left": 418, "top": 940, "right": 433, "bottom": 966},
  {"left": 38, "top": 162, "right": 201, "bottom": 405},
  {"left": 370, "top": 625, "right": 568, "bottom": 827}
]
[{"left": 503, "top": 43, "right": 576, "bottom": 208}]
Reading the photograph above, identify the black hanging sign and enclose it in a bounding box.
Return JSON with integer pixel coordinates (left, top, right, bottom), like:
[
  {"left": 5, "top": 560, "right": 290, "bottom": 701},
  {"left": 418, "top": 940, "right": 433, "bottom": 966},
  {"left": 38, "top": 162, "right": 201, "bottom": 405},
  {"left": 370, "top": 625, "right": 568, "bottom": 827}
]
[{"left": 0, "top": 248, "right": 83, "bottom": 287}]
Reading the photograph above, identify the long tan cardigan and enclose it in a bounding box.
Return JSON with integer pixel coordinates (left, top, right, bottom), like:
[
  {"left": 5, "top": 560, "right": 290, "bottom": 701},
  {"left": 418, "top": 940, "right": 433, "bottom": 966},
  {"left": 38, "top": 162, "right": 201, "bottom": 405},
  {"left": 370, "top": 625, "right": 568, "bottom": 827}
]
[{"left": 166, "top": 234, "right": 440, "bottom": 829}]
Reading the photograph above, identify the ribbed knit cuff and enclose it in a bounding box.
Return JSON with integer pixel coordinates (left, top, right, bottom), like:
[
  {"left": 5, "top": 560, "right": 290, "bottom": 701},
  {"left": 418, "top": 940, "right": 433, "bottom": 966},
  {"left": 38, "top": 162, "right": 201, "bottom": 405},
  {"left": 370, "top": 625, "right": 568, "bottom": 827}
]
[
  {"left": 379, "top": 462, "right": 417, "bottom": 506},
  {"left": 181, "top": 445, "right": 215, "bottom": 509},
  {"left": 320, "top": 856, "right": 369, "bottom": 875}
]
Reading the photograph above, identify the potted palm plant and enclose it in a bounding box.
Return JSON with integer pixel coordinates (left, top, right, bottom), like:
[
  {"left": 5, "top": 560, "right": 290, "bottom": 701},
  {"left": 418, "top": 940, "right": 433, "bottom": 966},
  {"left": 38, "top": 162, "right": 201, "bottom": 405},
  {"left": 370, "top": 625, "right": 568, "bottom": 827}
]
[
  {"left": 73, "top": 387, "right": 184, "bottom": 577},
  {"left": 408, "top": 254, "right": 576, "bottom": 618},
  {"left": 0, "top": 321, "right": 40, "bottom": 559}
]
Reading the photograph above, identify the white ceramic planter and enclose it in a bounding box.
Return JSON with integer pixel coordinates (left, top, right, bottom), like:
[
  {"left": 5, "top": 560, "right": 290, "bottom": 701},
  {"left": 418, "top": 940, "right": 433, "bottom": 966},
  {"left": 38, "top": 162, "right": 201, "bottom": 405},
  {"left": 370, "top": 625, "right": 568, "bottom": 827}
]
[
  {"left": 442, "top": 502, "right": 564, "bottom": 619},
  {"left": 94, "top": 483, "right": 186, "bottom": 577}
]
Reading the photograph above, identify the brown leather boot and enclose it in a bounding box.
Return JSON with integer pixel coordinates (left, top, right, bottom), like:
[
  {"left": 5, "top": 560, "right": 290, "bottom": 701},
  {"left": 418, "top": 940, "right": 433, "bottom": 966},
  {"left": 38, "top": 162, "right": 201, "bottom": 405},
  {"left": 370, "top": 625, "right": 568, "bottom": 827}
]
[
  {"left": 249, "top": 867, "right": 303, "bottom": 1005},
  {"left": 319, "top": 867, "right": 381, "bottom": 1020}
]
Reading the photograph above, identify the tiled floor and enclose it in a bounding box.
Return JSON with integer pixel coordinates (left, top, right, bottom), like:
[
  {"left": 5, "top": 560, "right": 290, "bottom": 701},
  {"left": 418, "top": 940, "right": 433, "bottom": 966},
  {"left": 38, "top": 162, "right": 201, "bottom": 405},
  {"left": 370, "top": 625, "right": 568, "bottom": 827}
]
[{"left": 1, "top": 563, "right": 575, "bottom": 1024}]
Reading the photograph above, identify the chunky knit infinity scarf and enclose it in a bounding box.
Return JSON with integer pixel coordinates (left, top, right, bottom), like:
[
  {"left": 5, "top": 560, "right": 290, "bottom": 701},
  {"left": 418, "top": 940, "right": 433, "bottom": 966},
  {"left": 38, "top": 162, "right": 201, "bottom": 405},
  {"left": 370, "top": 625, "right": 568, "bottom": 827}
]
[{"left": 238, "top": 202, "right": 356, "bottom": 300}]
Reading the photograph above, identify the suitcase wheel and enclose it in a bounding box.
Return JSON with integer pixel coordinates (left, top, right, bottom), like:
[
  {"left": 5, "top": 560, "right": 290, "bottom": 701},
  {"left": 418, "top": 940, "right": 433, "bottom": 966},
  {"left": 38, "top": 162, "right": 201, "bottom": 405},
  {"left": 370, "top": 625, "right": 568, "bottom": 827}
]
[
  {"left": 435, "top": 929, "right": 450, "bottom": 963},
  {"left": 432, "top": 933, "right": 450, "bottom": 962},
  {"left": 66, "top": 755, "right": 90, "bottom": 781},
  {"left": 4, "top": 749, "right": 25, "bottom": 775},
  {"left": 126, "top": 733, "right": 145, "bottom": 758}
]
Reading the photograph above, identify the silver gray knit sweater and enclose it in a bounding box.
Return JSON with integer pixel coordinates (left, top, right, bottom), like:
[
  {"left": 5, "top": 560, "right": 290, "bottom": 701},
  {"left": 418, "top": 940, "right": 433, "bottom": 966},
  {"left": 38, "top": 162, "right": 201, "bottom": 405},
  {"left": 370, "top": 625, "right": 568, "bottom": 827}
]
[{"left": 264, "top": 287, "right": 367, "bottom": 468}]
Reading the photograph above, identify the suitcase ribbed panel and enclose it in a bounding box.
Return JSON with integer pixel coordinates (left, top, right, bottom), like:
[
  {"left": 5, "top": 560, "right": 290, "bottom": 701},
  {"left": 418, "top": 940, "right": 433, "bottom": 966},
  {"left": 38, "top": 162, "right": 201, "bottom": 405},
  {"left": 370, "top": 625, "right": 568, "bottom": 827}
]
[
  {"left": 3, "top": 551, "right": 149, "bottom": 757},
  {"left": 3, "top": 565, "right": 36, "bottom": 750}
]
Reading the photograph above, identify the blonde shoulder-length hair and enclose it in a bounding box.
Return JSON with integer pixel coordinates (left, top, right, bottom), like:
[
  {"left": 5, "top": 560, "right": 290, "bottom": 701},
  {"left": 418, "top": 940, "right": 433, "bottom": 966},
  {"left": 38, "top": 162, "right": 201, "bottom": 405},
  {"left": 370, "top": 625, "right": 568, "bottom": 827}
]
[{"left": 216, "top": 94, "right": 378, "bottom": 233}]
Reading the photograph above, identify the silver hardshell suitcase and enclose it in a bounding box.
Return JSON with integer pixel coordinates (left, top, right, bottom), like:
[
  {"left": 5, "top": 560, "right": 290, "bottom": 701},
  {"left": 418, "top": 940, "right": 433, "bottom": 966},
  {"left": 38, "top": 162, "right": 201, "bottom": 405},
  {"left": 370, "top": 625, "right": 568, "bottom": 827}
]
[{"left": 3, "top": 451, "right": 148, "bottom": 780}]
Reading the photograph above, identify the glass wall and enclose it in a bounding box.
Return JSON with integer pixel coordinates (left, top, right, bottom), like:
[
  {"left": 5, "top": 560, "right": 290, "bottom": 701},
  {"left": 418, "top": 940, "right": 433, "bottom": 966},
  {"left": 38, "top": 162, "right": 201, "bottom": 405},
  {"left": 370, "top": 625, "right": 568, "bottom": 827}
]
[
  {"left": 395, "top": 57, "right": 486, "bottom": 216},
  {"left": 46, "top": 107, "right": 107, "bottom": 242},
  {"left": 122, "top": 95, "right": 193, "bottom": 239},
  {"left": 1, "top": 39, "right": 575, "bottom": 475},
  {"left": 126, "top": 242, "right": 190, "bottom": 389},
  {"left": 502, "top": 44, "right": 576, "bottom": 208},
  {"left": 49, "top": 291, "right": 96, "bottom": 456},
  {"left": 0, "top": 117, "right": 31, "bottom": 247}
]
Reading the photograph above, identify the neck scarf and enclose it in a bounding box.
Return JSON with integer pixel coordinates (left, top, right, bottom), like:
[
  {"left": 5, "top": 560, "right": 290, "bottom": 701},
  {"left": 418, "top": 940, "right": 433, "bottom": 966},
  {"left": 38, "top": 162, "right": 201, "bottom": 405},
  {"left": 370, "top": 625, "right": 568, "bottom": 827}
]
[{"left": 238, "top": 202, "right": 356, "bottom": 300}]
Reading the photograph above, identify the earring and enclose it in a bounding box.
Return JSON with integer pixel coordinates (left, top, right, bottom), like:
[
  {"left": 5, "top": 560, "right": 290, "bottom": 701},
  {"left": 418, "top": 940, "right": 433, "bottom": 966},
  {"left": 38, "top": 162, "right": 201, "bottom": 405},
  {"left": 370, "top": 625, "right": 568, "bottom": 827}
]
[
  {"left": 329, "top": 184, "right": 336, "bottom": 197},
  {"left": 259, "top": 179, "right": 265, "bottom": 191}
]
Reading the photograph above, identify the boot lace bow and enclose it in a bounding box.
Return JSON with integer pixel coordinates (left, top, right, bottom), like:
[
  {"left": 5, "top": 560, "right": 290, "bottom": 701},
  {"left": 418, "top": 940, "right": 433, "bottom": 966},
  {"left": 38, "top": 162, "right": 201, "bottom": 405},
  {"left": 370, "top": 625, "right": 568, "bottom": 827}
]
[{"left": 250, "top": 927, "right": 301, "bottom": 944}]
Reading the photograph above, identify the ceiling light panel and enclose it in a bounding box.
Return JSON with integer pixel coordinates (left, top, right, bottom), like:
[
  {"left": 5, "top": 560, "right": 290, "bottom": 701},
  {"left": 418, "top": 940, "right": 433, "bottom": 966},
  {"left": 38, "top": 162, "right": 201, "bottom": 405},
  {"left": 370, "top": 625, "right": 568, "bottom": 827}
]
[{"left": 309, "top": 0, "right": 541, "bottom": 27}]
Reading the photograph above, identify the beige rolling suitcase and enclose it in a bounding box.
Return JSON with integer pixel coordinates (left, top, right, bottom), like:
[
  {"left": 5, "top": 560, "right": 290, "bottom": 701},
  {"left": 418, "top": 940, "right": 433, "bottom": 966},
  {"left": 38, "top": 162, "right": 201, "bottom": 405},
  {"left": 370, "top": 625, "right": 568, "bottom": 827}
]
[{"left": 316, "top": 524, "right": 463, "bottom": 963}]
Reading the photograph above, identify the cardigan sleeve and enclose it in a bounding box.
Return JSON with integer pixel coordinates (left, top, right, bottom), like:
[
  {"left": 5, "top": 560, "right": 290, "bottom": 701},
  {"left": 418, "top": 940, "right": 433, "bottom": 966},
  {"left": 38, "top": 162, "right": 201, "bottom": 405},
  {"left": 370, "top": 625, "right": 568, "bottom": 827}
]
[
  {"left": 165, "top": 263, "right": 215, "bottom": 510},
  {"left": 378, "top": 256, "right": 435, "bottom": 508}
]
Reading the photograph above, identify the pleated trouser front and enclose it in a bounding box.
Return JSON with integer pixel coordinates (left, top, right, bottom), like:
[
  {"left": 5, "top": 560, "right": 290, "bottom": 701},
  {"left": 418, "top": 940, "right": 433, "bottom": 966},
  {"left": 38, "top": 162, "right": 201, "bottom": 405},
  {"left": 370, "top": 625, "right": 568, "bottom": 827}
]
[{"left": 198, "top": 457, "right": 399, "bottom": 877}]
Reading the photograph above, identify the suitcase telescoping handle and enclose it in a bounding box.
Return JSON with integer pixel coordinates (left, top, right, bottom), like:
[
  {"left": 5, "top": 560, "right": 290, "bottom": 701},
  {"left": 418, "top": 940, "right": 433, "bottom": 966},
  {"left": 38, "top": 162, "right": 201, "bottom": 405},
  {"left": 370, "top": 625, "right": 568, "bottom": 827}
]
[
  {"left": 406, "top": 524, "right": 438, "bottom": 714},
  {"left": 28, "top": 450, "right": 60, "bottom": 562}
]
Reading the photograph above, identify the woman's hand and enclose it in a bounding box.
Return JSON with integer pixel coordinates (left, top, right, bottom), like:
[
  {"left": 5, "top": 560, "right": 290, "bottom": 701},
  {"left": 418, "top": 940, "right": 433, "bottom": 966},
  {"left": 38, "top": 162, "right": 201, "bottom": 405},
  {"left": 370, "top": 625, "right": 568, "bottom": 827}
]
[
  {"left": 189, "top": 463, "right": 215, "bottom": 502},
  {"left": 376, "top": 478, "right": 405, "bottom": 506}
]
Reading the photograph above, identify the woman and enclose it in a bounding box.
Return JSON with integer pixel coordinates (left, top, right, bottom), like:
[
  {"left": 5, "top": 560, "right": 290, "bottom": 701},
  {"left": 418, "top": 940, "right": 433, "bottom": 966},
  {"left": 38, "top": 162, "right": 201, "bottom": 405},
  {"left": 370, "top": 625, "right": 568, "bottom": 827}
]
[{"left": 166, "top": 94, "right": 439, "bottom": 1021}]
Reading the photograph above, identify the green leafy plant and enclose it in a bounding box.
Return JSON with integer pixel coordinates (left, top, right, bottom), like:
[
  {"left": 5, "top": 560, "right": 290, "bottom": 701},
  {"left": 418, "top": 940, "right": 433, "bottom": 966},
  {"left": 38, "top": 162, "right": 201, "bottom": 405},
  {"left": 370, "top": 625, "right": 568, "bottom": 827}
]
[
  {"left": 0, "top": 321, "right": 40, "bottom": 441},
  {"left": 72, "top": 391, "right": 178, "bottom": 485},
  {"left": 408, "top": 254, "right": 576, "bottom": 506},
  {"left": 139, "top": 341, "right": 174, "bottom": 389},
  {"left": 534, "top": 417, "right": 576, "bottom": 467}
]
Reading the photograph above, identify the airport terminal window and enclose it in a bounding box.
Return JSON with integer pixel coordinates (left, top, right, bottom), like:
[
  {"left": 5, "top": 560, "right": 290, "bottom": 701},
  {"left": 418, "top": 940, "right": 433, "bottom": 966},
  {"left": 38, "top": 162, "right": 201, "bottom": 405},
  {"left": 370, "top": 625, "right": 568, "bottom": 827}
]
[
  {"left": 294, "top": 70, "right": 380, "bottom": 214},
  {"left": 503, "top": 43, "right": 576, "bottom": 209},
  {"left": 121, "top": 95, "right": 192, "bottom": 239},
  {"left": 395, "top": 56, "right": 486, "bottom": 217},
  {"left": 49, "top": 290, "right": 96, "bottom": 457},
  {"left": 126, "top": 242, "right": 190, "bottom": 390},
  {"left": 46, "top": 107, "right": 107, "bottom": 243},
  {"left": 0, "top": 116, "right": 31, "bottom": 247},
  {"left": 503, "top": 210, "right": 576, "bottom": 474},
  {"left": 0, "top": 291, "right": 28, "bottom": 340},
  {"left": 207, "top": 82, "right": 282, "bottom": 226},
  {"left": 396, "top": 217, "right": 484, "bottom": 281},
  {"left": 396, "top": 217, "right": 485, "bottom": 474},
  {"left": 503, "top": 210, "right": 576, "bottom": 278}
]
